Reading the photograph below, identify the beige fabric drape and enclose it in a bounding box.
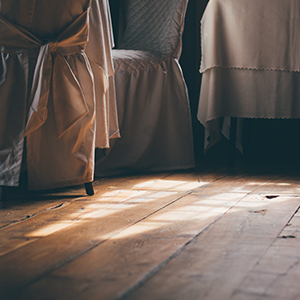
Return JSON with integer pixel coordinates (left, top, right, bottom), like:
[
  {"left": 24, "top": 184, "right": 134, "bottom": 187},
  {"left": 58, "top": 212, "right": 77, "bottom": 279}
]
[
  {"left": 95, "top": 0, "right": 195, "bottom": 177},
  {"left": 0, "top": 0, "right": 118, "bottom": 190},
  {"left": 197, "top": 0, "right": 300, "bottom": 151},
  {"left": 87, "top": 0, "right": 120, "bottom": 148},
  {"left": 200, "top": 0, "right": 300, "bottom": 73}
]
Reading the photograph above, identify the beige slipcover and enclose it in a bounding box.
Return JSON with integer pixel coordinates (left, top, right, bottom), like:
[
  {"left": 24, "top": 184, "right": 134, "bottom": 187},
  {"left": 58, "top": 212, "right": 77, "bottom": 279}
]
[
  {"left": 95, "top": 0, "right": 195, "bottom": 177},
  {"left": 198, "top": 0, "right": 300, "bottom": 151},
  {"left": 0, "top": 0, "right": 118, "bottom": 190}
]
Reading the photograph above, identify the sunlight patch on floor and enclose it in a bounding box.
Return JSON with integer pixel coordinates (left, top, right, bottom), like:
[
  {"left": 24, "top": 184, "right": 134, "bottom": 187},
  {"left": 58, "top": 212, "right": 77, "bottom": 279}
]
[
  {"left": 132, "top": 179, "right": 209, "bottom": 191},
  {"left": 26, "top": 221, "right": 77, "bottom": 238}
]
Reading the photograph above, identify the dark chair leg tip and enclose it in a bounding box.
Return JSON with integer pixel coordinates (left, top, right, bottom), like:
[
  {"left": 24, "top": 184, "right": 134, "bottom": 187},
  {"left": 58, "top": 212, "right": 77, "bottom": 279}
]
[
  {"left": 1, "top": 186, "right": 8, "bottom": 208},
  {"left": 84, "top": 182, "right": 94, "bottom": 196},
  {"left": 228, "top": 117, "right": 238, "bottom": 172}
]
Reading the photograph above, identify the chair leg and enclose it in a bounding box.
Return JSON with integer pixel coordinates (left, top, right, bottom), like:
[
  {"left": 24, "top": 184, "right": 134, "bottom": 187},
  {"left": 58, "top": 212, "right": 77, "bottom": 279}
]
[
  {"left": 1, "top": 186, "right": 8, "bottom": 208},
  {"left": 243, "top": 118, "right": 253, "bottom": 160},
  {"left": 228, "top": 117, "right": 237, "bottom": 171},
  {"left": 84, "top": 182, "right": 94, "bottom": 196}
]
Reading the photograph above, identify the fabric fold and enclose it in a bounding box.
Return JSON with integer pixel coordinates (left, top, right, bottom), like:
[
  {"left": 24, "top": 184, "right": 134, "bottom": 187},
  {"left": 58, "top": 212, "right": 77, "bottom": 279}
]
[
  {"left": 0, "top": 0, "right": 118, "bottom": 190},
  {"left": 198, "top": 0, "right": 300, "bottom": 152},
  {"left": 0, "top": 9, "right": 91, "bottom": 138},
  {"left": 200, "top": 0, "right": 300, "bottom": 73}
]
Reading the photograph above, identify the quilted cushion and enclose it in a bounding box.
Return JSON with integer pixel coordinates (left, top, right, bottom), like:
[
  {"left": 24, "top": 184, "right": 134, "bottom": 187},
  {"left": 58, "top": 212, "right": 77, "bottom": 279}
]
[{"left": 119, "top": 0, "right": 187, "bottom": 59}]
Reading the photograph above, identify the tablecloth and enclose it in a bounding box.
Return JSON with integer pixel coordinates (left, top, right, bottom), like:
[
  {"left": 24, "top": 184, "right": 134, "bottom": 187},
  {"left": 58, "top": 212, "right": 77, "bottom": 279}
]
[{"left": 197, "top": 0, "right": 300, "bottom": 151}]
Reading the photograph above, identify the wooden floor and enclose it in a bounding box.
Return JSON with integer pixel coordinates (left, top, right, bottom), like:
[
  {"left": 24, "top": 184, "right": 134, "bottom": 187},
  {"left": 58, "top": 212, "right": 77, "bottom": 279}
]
[{"left": 1, "top": 159, "right": 300, "bottom": 300}]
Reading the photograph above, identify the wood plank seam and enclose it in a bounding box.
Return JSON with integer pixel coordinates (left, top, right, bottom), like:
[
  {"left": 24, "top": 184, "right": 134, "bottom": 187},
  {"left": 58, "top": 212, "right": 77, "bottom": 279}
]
[
  {"left": 115, "top": 195, "right": 247, "bottom": 300},
  {"left": 230, "top": 203, "right": 300, "bottom": 299},
  {"left": 1, "top": 190, "right": 202, "bottom": 297}
]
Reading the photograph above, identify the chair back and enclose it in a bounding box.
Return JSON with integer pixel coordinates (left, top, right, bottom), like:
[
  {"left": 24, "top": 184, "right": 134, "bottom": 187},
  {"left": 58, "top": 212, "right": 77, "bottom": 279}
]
[{"left": 119, "top": 0, "right": 188, "bottom": 59}]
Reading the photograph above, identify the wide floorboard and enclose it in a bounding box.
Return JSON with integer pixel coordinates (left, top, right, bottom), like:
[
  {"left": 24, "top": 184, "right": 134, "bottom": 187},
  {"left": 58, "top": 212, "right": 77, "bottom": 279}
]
[{"left": 1, "top": 161, "right": 300, "bottom": 300}]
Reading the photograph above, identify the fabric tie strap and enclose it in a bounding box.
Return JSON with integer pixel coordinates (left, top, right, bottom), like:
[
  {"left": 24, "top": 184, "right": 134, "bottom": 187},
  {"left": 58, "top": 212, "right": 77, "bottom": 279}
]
[{"left": 0, "top": 8, "right": 91, "bottom": 138}]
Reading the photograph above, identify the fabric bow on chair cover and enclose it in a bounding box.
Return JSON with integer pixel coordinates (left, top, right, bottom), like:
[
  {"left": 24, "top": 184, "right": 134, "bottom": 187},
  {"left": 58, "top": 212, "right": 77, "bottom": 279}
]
[
  {"left": 0, "top": 0, "right": 117, "bottom": 191},
  {"left": 0, "top": 9, "right": 91, "bottom": 139}
]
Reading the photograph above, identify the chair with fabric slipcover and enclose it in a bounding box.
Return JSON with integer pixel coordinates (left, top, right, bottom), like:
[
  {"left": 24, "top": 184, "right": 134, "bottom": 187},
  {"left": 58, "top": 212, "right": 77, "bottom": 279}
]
[
  {"left": 0, "top": 0, "right": 117, "bottom": 202},
  {"left": 95, "top": 0, "right": 194, "bottom": 177}
]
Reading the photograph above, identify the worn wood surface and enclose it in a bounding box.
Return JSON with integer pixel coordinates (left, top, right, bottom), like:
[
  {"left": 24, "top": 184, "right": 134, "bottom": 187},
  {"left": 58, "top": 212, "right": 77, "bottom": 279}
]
[{"left": 1, "top": 164, "right": 300, "bottom": 300}]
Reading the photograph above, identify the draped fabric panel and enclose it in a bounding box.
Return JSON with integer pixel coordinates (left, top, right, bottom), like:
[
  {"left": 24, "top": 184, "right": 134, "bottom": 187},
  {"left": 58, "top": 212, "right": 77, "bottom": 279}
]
[
  {"left": 95, "top": 53, "right": 195, "bottom": 176},
  {"left": 0, "top": 0, "right": 118, "bottom": 190},
  {"left": 95, "top": 0, "right": 195, "bottom": 177},
  {"left": 198, "top": 0, "right": 300, "bottom": 151},
  {"left": 200, "top": 0, "right": 300, "bottom": 73},
  {"left": 87, "top": 0, "right": 120, "bottom": 149},
  {"left": 0, "top": 51, "right": 28, "bottom": 186}
]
